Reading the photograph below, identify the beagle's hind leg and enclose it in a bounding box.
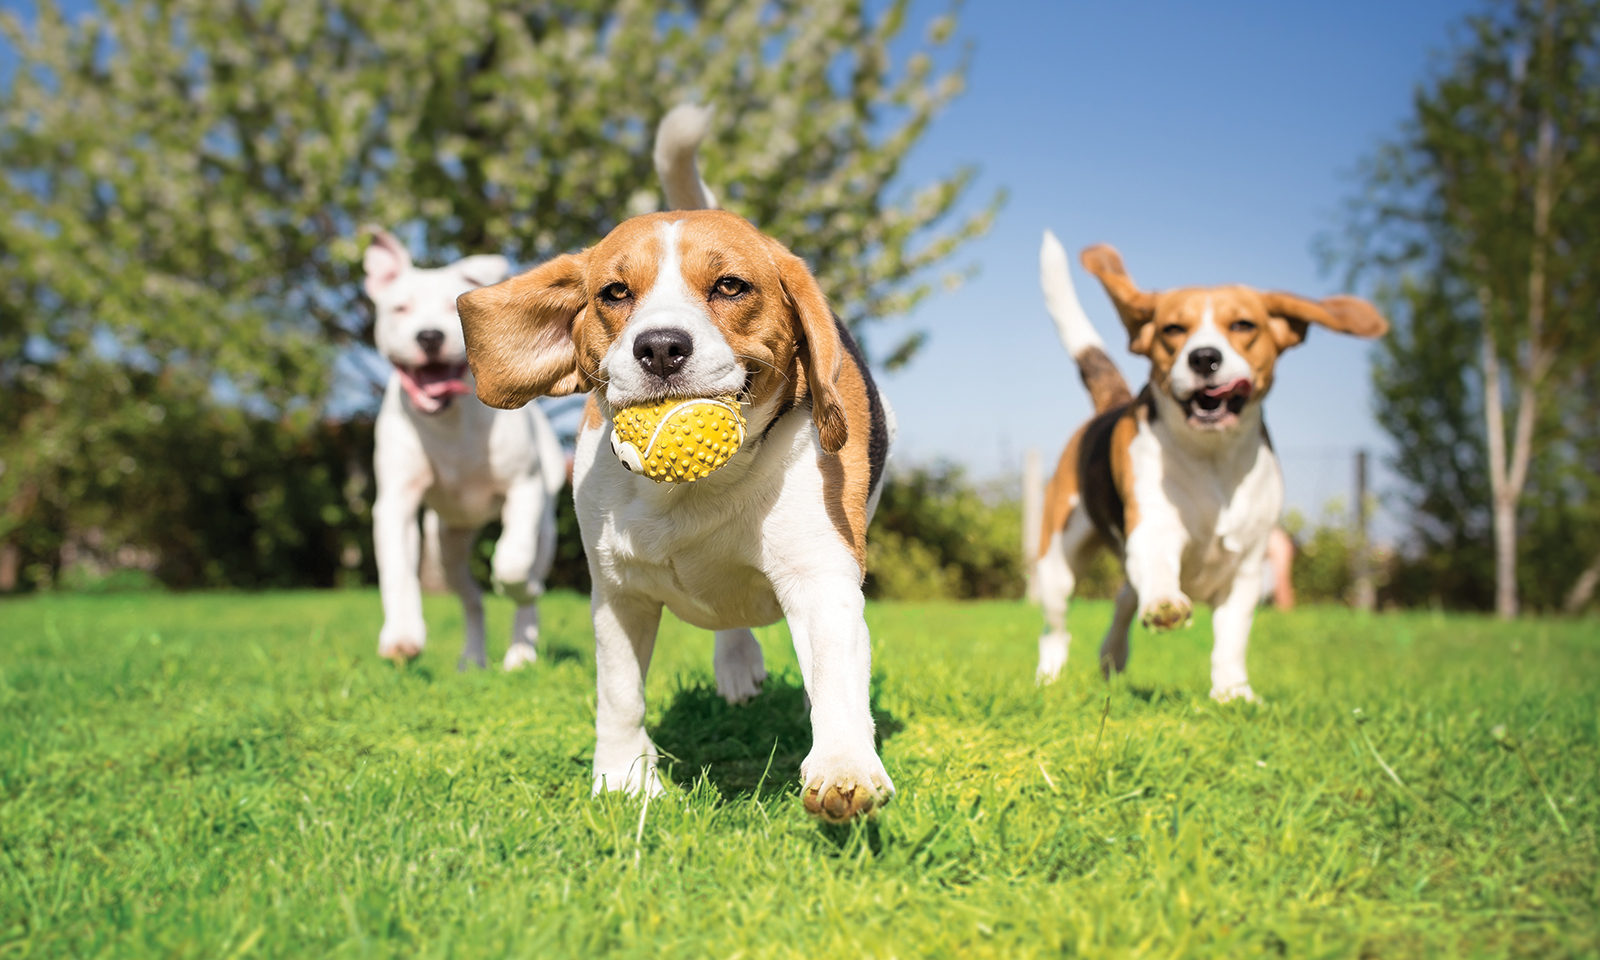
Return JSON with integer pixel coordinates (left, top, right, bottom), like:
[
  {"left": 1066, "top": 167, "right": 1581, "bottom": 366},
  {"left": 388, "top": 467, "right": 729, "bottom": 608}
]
[
  {"left": 1035, "top": 508, "right": 1098, "bottom": 684},
  {"left": 1099, "top": 581, "right": 1138, "bottom": 678}
]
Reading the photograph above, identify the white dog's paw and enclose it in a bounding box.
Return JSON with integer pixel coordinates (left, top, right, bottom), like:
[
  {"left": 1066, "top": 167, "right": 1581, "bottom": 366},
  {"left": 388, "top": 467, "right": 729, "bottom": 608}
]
[
  {"left": 1036, "top": 631, "right": 1069, "bottom": 685},
  {"left": 502, "top": 643, "right": 538, "bottom": 671},
  {"left": 1139, "top": 594, "right": 1193, "bottom": 632},
  {"left": 592, "top": 731, "right": 664, "bottom": 797},
  {"left": 800, "top": 744, "right": 894, "bottom": 823},
  {"left": 378, "top": 627, "right": 425, "bottom": 665},
  {"left": 1211, "top": 683, "right": 1260, "bottom": 704},
  {"left": 714, "top": 631, "right": 767, "bottom": 705}
]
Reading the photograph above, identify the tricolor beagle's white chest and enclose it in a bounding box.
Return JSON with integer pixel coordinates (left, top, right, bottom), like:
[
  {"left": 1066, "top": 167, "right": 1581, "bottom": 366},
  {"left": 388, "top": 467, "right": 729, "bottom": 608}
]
[{"left": 1129, "top": 413, "right": 1284, "bottom": 605}]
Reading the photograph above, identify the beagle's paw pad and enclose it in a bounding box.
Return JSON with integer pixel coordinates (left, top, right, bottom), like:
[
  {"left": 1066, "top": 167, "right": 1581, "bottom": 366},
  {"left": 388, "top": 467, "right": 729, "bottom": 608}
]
[
  {"left": 379, "top": 640, "right": 422, "bottom": 665},
  {"left": 502, "top": 643, "right": 538, "bottom": 671},
  {"left": 800, "top": 753, "right": 894, "bottom": 823},
  {"left": 1140, "top": 597, "right": 1193, "bottom": 632}
]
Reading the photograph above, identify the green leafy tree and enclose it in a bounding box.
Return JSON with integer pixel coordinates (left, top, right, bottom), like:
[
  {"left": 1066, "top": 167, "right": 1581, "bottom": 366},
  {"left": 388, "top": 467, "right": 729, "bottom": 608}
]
[
  {"left": 0, "top": 0, "right": 996, "bottom": 589},
  {"left": 1335, "top": 0, "right": 1600, "bottom": 614}
]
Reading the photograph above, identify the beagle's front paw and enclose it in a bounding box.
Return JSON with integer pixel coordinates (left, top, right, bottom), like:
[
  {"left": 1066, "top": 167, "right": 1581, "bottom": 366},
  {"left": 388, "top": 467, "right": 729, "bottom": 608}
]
[
  {"left": 1139, "top": 595, "right": 1193, "bottom": 632},
  {"left": 801, "top": 746, "right": 894, "bottom": 823},
  {"left": 592, "top": 730, "right": 664, "bottom": 798}
]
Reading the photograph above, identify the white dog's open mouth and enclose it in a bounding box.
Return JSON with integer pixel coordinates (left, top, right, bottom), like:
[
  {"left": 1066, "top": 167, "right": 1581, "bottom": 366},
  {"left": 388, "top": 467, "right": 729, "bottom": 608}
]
[
  {"left": 397, "top": 361, "right": 470, "bottom": 413},
  {"left": 1183, "top": 377, "right": 1252, "bottom": 428}
]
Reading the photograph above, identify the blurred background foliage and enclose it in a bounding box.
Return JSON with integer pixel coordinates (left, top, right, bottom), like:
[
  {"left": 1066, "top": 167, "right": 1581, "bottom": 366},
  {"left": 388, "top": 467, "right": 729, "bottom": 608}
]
[{"left": 0, "top": 0, "right": 996, "bottom": 592}]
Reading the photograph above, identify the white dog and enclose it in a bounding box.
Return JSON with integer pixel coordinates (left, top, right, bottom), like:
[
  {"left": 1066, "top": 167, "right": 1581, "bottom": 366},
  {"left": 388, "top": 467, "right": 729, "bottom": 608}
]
[
  {"left": 1032, "top": 232, "right": 1387, "bottom": 700},
  {"left": 364, "top": 229, "right": 565, "bottom": 671},
  {"left": 452, "top": 108, "right": 895, "bottom": 823}
]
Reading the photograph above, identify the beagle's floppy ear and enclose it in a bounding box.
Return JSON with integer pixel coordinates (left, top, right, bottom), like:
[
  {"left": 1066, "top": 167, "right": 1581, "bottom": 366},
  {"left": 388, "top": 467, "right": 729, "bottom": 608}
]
[
  {"left": 771, "top": 246, "right": 848, "bottom": 453},
  {"left": 1259, "top": 292, "right": 1389, "bottom": 350},
  {"left": 457, "top": 251, "right": 592, "bottom": 409},
  {"left": 1080, "top": 244, "right": 1158, "bottom": 354}
]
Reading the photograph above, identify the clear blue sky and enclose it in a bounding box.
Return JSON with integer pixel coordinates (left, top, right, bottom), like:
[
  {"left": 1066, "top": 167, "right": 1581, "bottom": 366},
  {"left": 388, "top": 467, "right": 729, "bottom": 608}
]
[{"left": 880, "top": 0, "right": 1477, "bottom": 535}]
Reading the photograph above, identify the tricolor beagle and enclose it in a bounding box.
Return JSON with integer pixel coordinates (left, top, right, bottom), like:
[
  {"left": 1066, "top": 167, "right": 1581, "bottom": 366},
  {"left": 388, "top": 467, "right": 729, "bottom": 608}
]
[
  {"left": 456, "top": 201, "right": 894, "bottom": 822},
  {"left": 1033, "top": 231, "right": 1387, "bottom": 700}
]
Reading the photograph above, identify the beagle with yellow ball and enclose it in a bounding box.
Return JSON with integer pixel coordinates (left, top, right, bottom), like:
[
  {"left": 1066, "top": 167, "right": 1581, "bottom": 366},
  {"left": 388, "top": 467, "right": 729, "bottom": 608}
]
[
  {"left": 455, "top": 110, "right": 892, "bottom": 823},
  {"left": 1034, "top": 231, "right": 1387, "bottom": 701}
]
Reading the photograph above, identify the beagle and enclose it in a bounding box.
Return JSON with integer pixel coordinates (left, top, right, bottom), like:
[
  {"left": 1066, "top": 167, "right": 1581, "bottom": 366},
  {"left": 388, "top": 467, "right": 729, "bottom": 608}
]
[
  {"left": 456, "top": 206, "right": 894, "bottom": 823},
  {"left": 1033, "top": 231, "right": 1387, "bottom": 700}
]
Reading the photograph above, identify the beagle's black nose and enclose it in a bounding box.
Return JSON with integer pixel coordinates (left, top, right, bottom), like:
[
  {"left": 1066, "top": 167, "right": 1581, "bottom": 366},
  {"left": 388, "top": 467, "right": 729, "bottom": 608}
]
[
  {"left": 416, "top": 329, "right": 446, "bottom": 355},
  {"left": 1188, "top": 347, "right": 1222, "bottom": 375},
  {"left": 634, "top": 328, "right": 693, "bottom": 380}
]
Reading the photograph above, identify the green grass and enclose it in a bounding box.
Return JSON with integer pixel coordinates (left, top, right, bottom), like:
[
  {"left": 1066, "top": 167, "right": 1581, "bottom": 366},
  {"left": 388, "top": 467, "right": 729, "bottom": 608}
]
[{"left": 1, "top": 590, "right": 1596, "bottom": 958}]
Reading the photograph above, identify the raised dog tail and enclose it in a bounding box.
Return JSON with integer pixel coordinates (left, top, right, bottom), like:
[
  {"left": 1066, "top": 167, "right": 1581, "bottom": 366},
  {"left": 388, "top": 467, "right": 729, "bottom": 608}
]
[
  {"left": 1041, "top": 229, "right": 1132, "bottom": 415},
  {"left": 654, "top": 104, "right": 718, "bottom": 211}
]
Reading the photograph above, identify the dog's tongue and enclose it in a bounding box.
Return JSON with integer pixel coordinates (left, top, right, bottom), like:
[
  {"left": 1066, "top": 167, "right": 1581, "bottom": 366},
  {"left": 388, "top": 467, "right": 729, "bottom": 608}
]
[
  {"left": 1203, "top": 378, "right": 1253, "bottom": 400},
  {"left": 398, "top": 363, "right": 470, "bottom": 413}
]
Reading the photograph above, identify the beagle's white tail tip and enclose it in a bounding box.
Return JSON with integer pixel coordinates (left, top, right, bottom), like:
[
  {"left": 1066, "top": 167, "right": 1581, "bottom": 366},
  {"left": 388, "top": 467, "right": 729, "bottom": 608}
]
[
  {"left": 1040, "top": 229, "right": 1105, "bottom": 359},
  {"left": 654, "top": 104, "right": 718, "bottom": 211}
]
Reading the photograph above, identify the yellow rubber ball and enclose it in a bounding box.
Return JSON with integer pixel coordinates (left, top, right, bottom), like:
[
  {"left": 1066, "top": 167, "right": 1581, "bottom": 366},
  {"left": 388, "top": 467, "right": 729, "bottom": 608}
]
[{"left": 609, "top": 396, "right": 747, "bottom": 483}]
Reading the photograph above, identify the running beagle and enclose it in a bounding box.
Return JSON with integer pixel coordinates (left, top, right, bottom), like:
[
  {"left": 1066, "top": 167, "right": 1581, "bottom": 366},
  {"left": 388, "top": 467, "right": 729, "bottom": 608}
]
[
  {"left": 1033, "top": 231, "right": 1387, "bottom": 700},
  {"left": 455, "top": 187, "right": 894, "bottom": 821}
]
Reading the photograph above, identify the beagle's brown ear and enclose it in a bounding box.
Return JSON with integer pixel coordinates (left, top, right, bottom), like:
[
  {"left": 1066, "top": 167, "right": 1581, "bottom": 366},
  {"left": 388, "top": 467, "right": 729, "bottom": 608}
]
[
  {"left": 772, "top": 246, "right": 848, "bottom": 453},
  {"left": 1260, "top": 292, "right": 1389, "bottom": 350},
  {"left": 1080, "top": 244, "right": 1158, "bottom": 353},
  {"left": 457, "top": 251, "right": 592, "bottom": 409}
]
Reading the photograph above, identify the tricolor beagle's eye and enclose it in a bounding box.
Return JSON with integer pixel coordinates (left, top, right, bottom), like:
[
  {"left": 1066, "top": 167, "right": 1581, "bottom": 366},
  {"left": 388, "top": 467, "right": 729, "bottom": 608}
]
[
  {"left": 1161, "top": 323, "right": 1187, "bottom": 338},
  {"left": 600, "top": 282, "right": 631, "bottom": 303},
  {"left": 711, "top": 276, "right": 750, "bottom": 298},
  {"left": 1230, "top": 319, "right": 1257, "bottom": 334}
]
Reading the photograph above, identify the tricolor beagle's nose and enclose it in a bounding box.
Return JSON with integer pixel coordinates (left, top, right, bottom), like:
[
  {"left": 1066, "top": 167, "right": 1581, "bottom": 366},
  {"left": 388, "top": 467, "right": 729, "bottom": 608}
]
[
  {"left": 1188, "top": 347, "right": 1223, "bottom": 375},
  {"left": 633, "top": 328, "right": 694, "bottom": 380},
  {"left": 416, "top": 329, "right": 446, "bottom": 355}
]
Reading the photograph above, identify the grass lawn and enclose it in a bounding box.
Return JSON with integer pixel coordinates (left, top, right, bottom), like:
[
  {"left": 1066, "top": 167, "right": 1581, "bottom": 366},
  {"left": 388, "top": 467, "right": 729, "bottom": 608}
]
[{"left": 1, "top": 590, "right": 1596, "bottom": 958}]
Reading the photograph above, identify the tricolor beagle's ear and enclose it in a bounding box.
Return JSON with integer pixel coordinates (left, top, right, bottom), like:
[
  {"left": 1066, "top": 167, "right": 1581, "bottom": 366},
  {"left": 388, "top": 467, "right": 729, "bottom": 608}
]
[
  {"left": 1080, "top": 244, "right": 1158, "bottom": 354},
  {"left": 1260, "top": 292, "right": 1389, "bottom": 350},
  {"left": 771, "top": 245, "right": 848, "bottom": 453},
  {"left": 362, "top": 227, "right": 412, "bottom": 299},
  {"left": 457, "top": 251, "right": 592, "bottom": 409}
]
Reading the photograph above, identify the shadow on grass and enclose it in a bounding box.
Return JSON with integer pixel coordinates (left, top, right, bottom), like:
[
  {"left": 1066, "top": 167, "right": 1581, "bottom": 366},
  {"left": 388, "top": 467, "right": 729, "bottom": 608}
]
[{"left": 651, "top": 670, "right": 902, "bottom": 802}]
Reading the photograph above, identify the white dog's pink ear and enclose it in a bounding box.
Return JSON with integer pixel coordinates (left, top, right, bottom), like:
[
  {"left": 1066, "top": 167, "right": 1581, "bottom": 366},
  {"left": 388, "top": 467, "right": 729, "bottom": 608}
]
[
  {"left": 362, "top": 227, "right": 413, "bottom": 299},
  {"left": 456, "top": 254, "right": 510, "bottom": 288},
  {"left": 457, "top": 251, "right": 592, "bottom": 409}
]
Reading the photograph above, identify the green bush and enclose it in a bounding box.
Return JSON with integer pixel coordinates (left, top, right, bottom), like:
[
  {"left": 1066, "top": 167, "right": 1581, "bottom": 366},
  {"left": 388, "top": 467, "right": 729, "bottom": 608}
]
[{"left": 865, "top": 463, "right": 1025, "bottom": 601}]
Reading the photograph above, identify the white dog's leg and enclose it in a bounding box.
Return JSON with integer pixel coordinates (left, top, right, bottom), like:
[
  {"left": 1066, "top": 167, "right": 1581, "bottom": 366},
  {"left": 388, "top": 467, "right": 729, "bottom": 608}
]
[
  {"left": 1125, "top": 521, "right": 1193, "bottom": 632},
  {"left": 1098, "top": 581, "right": 1139, "bottom": 678},
  {"left": 591, "top": 591, "right": 666, "bottom": 797},
  {"left": 504, "top": 605, "right": 540, "bottom": 671},
  {"left": 778, "top": 576, "right": 893, "bottom": 823},
  {"left": 714, "top": 628, "right": 767, "bottom": 705},
  {"left": 374, "top": 483, "right": 429, "bottom": 662},
  {"left": 437, "top": 525, "right": 487, "bottom": 671},
  {"left": 1209, "top": 563, "right": 1263, "bottom": 703}
]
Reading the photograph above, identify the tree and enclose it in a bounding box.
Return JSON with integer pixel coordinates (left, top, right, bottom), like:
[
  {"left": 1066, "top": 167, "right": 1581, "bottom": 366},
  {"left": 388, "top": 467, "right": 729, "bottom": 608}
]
[
  {"left": 1336, "top": 0, "right": 1600, "bottom": 615},
  {"left": 0, "top": 0, "right": 996, "bottom": 589}
]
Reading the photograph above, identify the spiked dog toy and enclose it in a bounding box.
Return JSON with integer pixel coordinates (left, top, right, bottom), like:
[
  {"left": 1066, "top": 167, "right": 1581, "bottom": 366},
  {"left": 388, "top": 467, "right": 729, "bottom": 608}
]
[{"left": 610, "top": 396, "right": 746, "bottom": 483}]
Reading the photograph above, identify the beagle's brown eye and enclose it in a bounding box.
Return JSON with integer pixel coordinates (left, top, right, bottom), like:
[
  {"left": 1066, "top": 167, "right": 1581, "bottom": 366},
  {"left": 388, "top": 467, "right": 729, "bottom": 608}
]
[
  {"left": 712, "top": 276, "right": 749, "bottom": 298},
  {"left": 1162, "top": 324, "right": 1187, "bottom": 337},
  {"left": 600, "top": 282, "right": 630, "bottom": 302},
  {"left": 1231, "top": 319, "right": 1257, "bottom": 333}
]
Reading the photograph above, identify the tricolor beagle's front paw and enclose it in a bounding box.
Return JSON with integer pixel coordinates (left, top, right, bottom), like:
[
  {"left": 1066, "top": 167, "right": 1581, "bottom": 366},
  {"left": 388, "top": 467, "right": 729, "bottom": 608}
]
[
  {"left": 1139, "top": 595, "right": 1193, "bottom": 632},
  {"left": 800, "top": 746, "right": 894, "bottom": 823},
  {"left": 592, "top": 730, "right": 665, "bottom": 798}
]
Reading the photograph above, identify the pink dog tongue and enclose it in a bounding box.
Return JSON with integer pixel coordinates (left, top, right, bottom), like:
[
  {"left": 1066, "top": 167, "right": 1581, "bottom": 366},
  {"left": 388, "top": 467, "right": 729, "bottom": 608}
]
[
  {"left": 398, "top": 365, "right": 470, "bottom": 412},
  {"left": 1204, "top": 378, "right": 1253, "bottom": 400}
]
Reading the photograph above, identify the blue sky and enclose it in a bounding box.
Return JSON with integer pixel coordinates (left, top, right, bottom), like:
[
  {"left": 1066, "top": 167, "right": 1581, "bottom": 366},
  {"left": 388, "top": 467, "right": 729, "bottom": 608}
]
[{"left": 880, "top": 0, "right": 1478, "bottom": 535}]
